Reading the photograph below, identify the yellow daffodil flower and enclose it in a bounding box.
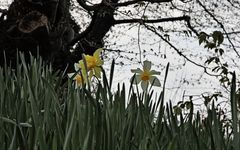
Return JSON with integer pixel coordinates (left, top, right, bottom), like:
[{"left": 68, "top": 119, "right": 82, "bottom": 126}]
[
  {"left": 77, "top": 48, "right": 104, "bottom": 80},
  {"left": 67, "top": 63, "right": 86, "bottom": 89},
  {"left": 68, "top": 73, "right": 85, "bottom": 89},
  {"left": 131, "top": 60, "right": 161, "bottom": 91}
]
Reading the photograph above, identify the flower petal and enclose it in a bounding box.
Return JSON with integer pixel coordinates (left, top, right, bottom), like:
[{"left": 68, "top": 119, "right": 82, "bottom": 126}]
[
  {"left": 149, "top": 70, "right": 161, "bottom": 75},
  {"left": 135, "top": 75, "right": 142, "bottom": 84},
  {"left": 131, "top": 68, "right": 143, "bottom": 74},
  {"left": 150, "top": 77, "right": 161, "bottom": 87},
  {"left": 74, "top": 63, "right": 80, "bottom": 71},
  {"left": 67, "top": 73, "right": 75, "bottom": 78},
  {"left": 94, "top": 67, "right": 102, "bottom": 78},
  {"left": 130, "top": 74, "right": 141, "bottom": 84},
  {"left": 93, "top": 48, "right": 103, "bottom": 58},
  {"left": 79, "top": 60, "right": 85, "bottom": 69},
  {"left": 89, "top": 70, "right": 93, "bottom": 79},
  {"left": 81, "top": 66, "right": 88, "bottom": 81},
  {"left": 143, "top": 60, "right": 151, "bottom": 71},
  {"left": 75, "top": 78, "right": 83, "bottom": 89},
  {"left": 97, "top": 59, "right": 104, "bottom": 66},
  {"left": 141, "top": 80, "right": 149, "bottom": 91}
]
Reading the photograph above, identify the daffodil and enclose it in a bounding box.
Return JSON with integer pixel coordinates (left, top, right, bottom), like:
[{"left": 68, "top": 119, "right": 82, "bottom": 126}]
[
  {"left": 67, "top": 63, "right": 86, "bottom": 89},
  {"left": 77, "top": 48, "right": 104, "bottom": 80},
  {"left": 68, "top": 73, "right": 85, "bottom": 89},
  {"left": 131, "top": 60, "right": 161, "bottom": 91}
]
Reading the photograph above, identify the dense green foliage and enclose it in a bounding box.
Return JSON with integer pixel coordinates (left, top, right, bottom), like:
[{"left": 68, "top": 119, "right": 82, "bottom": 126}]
[{"left": 0, "top": 54, "right": 239, "bottom": 150}]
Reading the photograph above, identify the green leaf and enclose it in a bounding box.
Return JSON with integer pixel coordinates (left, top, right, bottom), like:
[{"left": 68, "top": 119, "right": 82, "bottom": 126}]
[
  {"left": 109, "top": 59, "right": 115, "bottom": 89},
  {"left": 173, "top": 106, "right": 182, "bottom": 115},
  {"left": 205, "top": 57, "right": 215, "bottom": 64},
  {"left": 143, "top": 60, "right": 152, "bottom": 71},
  {"left": 198, "top": 32, "right": 208, "bottom": 45},
  {"left": 219, "top": 48, "right": 224, "bottom": 55},
  {"left": 131, "top": 68, "right": 142, "bottom": 73},
  {"left": 185, "top": 101, "right": 193, "bottom": 110},
  {"left": 150, "top": 77, "right": 161, "bottom": 87},
  {"left": 141, "top": 80, "right": 149, "bottom": 91},
  {"left": 212, "top": 31, "right": 224, "bottom": 46},
  {"left": 205, "top": 42, "right": 216, "bottom": 49},
  {"left": 214, "top": 57, "right": 220, "bottom": 64}
]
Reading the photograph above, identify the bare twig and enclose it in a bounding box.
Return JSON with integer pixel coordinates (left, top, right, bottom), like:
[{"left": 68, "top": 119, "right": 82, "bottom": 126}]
[
  {"left": 144, "top": 24, "right": 218, "bottom": 77},
  {"left": 111, "top": 0, "right": 171, "bottom": 7},
  {"left": 224, "top": 31, "right": 240, "bottom": 35},
  {"left": 114, "top": 16, "right": 190, "bottom": 24},
  {"left": 137, "top": 2, "right": 150, "bottom": 63}
]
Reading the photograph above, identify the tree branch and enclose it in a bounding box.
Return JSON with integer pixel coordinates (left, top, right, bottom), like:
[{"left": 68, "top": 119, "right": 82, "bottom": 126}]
[
  {"left": 68, "top": 2, "right": 115, "bottom": 50},
  {"left": 112, "top": 0, "right": 171, "bottom": 7},
  {"left": 144, "top": 24, "right": 218, "bottom": 77},
  {"left": 76, "top": 0, "right": 98, "bottom": 11},
  {"left": 185, "top": 16, "right": 199, "bottom": 36},
  {"left": 114, "top": 16, "right": 190, "bottom": 25},
  {"left": 225, "top": 31, "right": 240, "bottom": 35}
]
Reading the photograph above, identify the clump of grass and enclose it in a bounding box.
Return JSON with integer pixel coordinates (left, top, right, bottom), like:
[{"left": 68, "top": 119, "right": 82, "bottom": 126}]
[{"left": 0, "top": 54, "right": 239, "bottom": 149}]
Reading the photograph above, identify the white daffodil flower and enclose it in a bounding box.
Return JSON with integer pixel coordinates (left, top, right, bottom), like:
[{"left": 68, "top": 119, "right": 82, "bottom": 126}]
[{"left": 131, "top": 60, "right": 161, "bottom": 91}]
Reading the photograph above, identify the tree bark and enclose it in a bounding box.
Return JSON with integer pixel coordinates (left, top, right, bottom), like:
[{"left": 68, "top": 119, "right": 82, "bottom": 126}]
[
  {"left": 0, "top": 0, "right": 178, "bottom": 72},
  {"left": 0, "top": 0, "right": 116, "bottom": 72}
]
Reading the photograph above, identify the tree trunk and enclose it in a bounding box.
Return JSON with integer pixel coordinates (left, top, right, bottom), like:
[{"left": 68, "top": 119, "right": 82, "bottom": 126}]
[{"left": 0, "top": 0, "right": 117, "bottom": 72}]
